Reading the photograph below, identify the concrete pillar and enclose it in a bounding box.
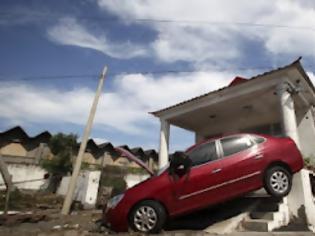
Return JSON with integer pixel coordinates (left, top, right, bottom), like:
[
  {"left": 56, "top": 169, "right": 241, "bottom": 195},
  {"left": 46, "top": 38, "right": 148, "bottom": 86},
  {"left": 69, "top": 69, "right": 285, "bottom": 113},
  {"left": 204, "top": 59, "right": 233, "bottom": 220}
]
[
  {"left": 297, "top": 108, "right": 315, "bottom": 158},
  {"left": 277, "top": 82, "right": 310, "bottom": 223},
  {"left": 158, "top": 119, "right": 170, "bottom": 169},
  {"left": 277, "top": 82, "right": 300, "bottom": 147}
]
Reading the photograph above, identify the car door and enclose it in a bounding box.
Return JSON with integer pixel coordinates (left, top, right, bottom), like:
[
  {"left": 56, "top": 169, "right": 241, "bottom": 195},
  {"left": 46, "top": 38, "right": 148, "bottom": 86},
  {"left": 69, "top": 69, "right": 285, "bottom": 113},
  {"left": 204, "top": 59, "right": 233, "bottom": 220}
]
[
  {"left": 170, "top": 140, "right": 225, "bottom": 215},
  {"left": 217, "top": 135, "right": 265, "bottom": 199}
]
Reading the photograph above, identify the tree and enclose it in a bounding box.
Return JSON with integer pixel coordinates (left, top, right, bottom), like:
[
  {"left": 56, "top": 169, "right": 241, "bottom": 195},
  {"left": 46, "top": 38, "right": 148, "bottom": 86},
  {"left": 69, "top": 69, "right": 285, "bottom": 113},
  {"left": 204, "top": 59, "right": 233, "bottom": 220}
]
[{"left": 41, "top": 133, "right": 78, "bottom": 193}]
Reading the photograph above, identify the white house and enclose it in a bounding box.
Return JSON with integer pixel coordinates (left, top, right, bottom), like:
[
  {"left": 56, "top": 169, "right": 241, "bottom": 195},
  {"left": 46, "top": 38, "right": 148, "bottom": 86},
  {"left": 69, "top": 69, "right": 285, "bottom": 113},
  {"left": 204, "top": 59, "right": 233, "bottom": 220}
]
[{"left": 151, "top": 58, "right": 315, "bottom": 231}]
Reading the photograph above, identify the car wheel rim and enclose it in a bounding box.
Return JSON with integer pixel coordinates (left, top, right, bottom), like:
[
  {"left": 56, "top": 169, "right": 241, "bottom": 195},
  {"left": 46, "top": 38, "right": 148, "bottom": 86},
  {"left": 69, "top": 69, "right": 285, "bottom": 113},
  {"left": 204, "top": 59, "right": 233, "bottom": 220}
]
[
  {"left": 270, "top": 170, "right": 289, "bottom": 194},
  {"left": 134, "top": 206, "right": 157, "bottom": 232}
]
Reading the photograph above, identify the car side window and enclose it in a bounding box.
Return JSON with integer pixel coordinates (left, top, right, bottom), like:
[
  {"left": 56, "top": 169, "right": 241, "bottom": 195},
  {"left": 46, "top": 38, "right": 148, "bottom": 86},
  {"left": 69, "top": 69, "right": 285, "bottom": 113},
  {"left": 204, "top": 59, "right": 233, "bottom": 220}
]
[
  {"left": 221, "top": 136, "right": 254, "bottom": 157},
  {"left": 188, "top": 141, "right": 218, "bottom": 166}
]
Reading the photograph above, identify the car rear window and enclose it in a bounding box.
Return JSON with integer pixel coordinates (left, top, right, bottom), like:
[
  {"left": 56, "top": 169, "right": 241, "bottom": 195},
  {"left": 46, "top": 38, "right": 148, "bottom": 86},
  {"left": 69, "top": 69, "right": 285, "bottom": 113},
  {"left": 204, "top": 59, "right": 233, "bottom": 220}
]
[{"left": 221, "top": 136, "right": 253, "bottom": 157}]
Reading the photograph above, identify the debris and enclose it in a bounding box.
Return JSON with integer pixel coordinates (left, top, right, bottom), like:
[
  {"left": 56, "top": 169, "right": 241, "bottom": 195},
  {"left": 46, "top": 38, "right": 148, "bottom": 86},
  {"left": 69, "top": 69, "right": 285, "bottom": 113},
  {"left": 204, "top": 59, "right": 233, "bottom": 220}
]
[
  {"left": 36, "top": 204, "right": 55, "bottom": 210},
  {"left": 0, "top": 213, "right": 47, "bottom": 226},
  {"left": 73, "top": 223, "right": 79, "bottom": 229},
  {"left": 52, "top": 225, "right": 62, "bottom": 230},
  {"left": 71, "top": 201, "right": 83, "bottom": 211}
]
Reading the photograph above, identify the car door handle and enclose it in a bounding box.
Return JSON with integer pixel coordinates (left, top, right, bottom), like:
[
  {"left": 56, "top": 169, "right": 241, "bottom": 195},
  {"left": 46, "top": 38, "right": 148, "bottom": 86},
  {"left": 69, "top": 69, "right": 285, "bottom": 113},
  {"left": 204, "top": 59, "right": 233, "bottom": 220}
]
[
  {"left": 253, "top": 154, "right": 263, "bottom": 160},
  {"left": 212, "top": 168, "right": 222, "bottom": 174}
]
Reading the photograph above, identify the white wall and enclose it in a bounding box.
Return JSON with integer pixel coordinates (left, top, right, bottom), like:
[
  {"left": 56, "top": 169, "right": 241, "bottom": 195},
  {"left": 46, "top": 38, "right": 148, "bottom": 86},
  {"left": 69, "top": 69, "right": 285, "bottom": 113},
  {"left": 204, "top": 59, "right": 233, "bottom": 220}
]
[
  {"left": 85, "top": 171, "right": 101, "bottom": 206},
  {"left": 297, "top": 109, "right": 315, "bottom": 159},
  {"left": 298, "top": 170, "right": 315, "bottom": 232},
  {"left": 0, "top": 164, "right": 47, "bottom": 190},
  {"left": 57, "top": 170, "right": 101, "bottom": 208},
  {"left": 57, "top": 172, "right": 149, "bottom": 208}
]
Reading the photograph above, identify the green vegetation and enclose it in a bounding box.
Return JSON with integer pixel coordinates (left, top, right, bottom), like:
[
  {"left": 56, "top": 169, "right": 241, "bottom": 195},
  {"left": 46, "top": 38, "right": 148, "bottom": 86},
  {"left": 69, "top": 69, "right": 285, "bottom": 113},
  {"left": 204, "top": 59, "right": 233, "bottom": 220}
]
[
  {"left": 40, "top": 133, "right": 78, "bottom": 193},
  {"left": 0, "top": 189, "right": 64, "bottom": 210},
  {"left": 102, "top": 165, "right": 149, "bottom": 175},
  {"left": 101, "top": 176, "right": 127, "bottom": 196},
  {"left": 127, "top": 166, "right": 150, "bottom": 175},
  {"left": 304, "top": 156, "right": 315, "bottom": 172},
  {"left": 38, "top": 132, "right": 150, "bottom": 196},
  {"left": 0, "top": 189, "right": 23, "bottom": 210},
  {"left": 99, "top": 165, "right": 149, "bottom": 197},
  {"left": 100, "top": 166, "right": 126, "bottom": 197}
]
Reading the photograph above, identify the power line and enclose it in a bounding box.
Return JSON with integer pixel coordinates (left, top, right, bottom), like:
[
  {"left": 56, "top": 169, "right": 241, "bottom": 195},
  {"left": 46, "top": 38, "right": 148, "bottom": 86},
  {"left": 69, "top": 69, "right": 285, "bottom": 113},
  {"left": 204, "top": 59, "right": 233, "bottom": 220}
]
[
  {"left": 123, "top": 18, "right": 315, "bottom": 32},
  {"left": 112, "top": 66, "right": 276, "bottom": 75},
  {"left": 1, "top": 62, "right": 314, "bottom": 82},
  {"left": 0, "top": 74, "right": 98, "bottom": 82},
  {"left": 0, "top": 11, "right": 314, "bottom": 32},
  {"left": 0, "top": 66, "right": 298, "bottom": 82}
]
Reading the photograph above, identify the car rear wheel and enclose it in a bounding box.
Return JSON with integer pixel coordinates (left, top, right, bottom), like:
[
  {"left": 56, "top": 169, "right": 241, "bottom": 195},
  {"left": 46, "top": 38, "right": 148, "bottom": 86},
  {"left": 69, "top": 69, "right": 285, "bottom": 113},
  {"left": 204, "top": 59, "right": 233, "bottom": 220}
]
[
  {"left": 129, "top": 200, "right": 166, "bottom": 234},
  {"left": 264, "top": 166, "right": 292, "bottom": 197}
]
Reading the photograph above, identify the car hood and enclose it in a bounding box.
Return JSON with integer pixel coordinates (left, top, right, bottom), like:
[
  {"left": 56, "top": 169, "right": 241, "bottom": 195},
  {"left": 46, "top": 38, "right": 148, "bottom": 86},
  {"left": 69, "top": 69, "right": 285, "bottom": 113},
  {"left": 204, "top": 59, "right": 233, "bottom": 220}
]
[{"left": 114, "top": 147, "right": 154, "bottom": 176}]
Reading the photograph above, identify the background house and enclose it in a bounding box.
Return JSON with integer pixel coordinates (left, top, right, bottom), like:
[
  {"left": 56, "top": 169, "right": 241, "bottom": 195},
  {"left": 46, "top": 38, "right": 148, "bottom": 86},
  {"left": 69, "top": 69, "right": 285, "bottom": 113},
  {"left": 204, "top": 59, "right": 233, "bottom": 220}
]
[
  {"left": 0, "top": 126, "right": 52, "bottom": 163},
  {"left": 0, "top": 126, "right": 159, "bottom": 190}
]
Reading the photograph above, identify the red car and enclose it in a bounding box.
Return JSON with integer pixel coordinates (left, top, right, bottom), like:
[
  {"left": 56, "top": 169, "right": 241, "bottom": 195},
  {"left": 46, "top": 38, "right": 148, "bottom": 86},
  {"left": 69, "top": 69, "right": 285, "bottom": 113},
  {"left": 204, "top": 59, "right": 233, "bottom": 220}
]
[{"left": 103, "top": 134, "right": 303, "bottom": 233}]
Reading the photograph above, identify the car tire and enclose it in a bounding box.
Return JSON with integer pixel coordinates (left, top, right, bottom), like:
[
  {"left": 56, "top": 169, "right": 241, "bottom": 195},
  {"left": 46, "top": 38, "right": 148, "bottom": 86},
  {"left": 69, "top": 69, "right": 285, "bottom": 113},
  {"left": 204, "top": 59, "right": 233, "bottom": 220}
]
[
  {"left": 129, "top": 200, "right": 166, "bottom": 234},
  {"left": 264, "top": 166, "right": 292, "bottom": 197}
]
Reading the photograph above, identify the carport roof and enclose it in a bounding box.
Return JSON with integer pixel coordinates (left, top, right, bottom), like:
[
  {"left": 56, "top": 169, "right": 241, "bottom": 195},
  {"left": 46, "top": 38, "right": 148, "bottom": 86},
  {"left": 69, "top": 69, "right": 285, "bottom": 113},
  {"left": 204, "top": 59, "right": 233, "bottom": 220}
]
[{"left": 150, "top": 57, "right": 314, "bottom": 117}]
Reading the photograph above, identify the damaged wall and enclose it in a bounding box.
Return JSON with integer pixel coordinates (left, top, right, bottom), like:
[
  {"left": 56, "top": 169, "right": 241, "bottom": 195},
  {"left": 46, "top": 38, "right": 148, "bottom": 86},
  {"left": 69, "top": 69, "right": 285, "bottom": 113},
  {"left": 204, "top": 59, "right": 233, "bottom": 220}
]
[{"left": 0, "top": 163, "right": 47, "bottom": 190}]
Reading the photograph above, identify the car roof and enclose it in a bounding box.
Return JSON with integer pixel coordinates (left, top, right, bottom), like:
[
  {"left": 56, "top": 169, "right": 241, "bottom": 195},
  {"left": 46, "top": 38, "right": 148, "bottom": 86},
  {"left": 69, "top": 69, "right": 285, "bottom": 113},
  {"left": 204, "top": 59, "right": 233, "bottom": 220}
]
[{"left": 185, "top": 133, "right": 270, "bottom": 153}]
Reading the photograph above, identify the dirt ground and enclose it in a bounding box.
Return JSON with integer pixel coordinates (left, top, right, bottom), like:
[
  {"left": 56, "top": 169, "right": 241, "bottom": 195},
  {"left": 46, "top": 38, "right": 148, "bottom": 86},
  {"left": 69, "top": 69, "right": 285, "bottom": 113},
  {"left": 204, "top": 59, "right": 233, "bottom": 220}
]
[
  {"left": 0, "top": 191, "right": 312, "bottom": 236},
  {"left": 0, "top": 196, "right": 261, "bottom": 236},
  {"left": 0, "top": 194, "right": 253, "bottom": 236},
  {"left": 0, "top": 190, "right": 104, "bottom": 236},
  {"left": 0, "top": 209, "right": 107, "bottom": 236},
  {"left": 0, "top": 210, "right": 313, "bottom": 236}
]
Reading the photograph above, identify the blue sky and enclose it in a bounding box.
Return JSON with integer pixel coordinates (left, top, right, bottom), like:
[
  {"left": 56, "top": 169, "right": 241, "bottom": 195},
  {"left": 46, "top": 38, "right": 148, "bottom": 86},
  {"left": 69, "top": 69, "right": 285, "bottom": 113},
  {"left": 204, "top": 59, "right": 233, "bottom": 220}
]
[{"left": 0, "top": 0, "right": 315, "bottom": 151}]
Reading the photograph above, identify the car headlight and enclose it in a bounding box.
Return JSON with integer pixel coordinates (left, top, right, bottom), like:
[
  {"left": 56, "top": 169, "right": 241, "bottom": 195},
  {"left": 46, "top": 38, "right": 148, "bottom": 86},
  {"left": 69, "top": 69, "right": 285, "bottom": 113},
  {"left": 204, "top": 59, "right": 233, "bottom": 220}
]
[{"left": 107, "top": 194, "right": 124, "bottom": 209}]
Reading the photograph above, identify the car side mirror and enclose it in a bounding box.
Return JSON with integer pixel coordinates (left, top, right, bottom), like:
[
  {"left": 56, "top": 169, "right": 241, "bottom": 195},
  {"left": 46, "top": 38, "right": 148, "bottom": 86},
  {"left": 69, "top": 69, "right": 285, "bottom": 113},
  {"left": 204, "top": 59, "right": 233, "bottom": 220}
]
[{"left": 169, "top": 151, "right": 192, "bottom": 177}]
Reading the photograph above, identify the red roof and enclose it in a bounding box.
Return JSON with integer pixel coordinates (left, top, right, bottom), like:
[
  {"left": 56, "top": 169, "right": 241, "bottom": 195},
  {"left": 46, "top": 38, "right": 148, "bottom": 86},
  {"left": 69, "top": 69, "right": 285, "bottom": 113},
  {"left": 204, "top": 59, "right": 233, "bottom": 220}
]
[{"left": 228, "top": 76, "right": 248, "bottom": 87}]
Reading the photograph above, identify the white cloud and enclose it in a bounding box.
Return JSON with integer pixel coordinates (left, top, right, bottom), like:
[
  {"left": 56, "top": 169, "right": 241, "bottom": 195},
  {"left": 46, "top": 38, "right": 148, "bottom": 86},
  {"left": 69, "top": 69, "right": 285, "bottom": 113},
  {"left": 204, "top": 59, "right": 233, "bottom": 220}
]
[
  {"left": 151, "top": 24, "right": 240, "bottom": 63},
  {"left": 308, "top": 71, "right": 315, "bottom": 84},
  {"left": 43, "top": 1, "right": 315, "bottom": 64},
  {"left": 98, "top": 0, "right": 315, "bottom": 63},
  {"left": 251, "top": 1, "right": 315, "bottom": 57},
  {"left": 89, "top": 137, "right": 108, "bottom": 144},
  {"left": 47, "top": 17, "right": 147, "bottom": 59},
  {"left": 115, "top": 71, "right": 233, "bottom": 109},
  {"left": 0, "top": 71, "right": 233, "bottom": 135}
]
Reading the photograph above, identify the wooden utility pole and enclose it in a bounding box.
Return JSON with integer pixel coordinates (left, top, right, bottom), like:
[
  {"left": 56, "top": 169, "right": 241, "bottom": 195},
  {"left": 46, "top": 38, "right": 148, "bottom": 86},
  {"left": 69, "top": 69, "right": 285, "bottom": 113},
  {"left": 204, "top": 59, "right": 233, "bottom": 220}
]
[
  {"left": 61, "top": 66, "right": 108, "bottom": 215},
  {"left": 0, "top": 154, "right": 14, "bottom": 214}
]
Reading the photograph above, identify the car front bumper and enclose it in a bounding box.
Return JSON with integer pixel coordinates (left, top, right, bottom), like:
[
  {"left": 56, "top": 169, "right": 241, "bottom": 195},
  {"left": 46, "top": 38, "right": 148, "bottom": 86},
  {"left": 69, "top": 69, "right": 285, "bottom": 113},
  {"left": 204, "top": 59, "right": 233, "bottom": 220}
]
[{"left": 102, "top": 204, "right": 129, "bottom": 232}]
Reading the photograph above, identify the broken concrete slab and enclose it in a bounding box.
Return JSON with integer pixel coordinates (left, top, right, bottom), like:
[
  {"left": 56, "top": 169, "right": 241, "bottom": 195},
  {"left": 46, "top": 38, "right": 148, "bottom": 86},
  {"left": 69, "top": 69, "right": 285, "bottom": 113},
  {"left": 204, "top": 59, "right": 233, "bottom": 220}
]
[{"left": 204, "top": 212, "right": 248, "bottom": 234}]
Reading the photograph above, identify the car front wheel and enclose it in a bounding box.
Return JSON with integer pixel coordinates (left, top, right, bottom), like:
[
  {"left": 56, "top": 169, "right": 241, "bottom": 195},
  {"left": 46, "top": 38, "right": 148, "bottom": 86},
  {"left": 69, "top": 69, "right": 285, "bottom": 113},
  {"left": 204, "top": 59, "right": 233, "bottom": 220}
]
[
  {"left": 264, "top": 166, "right": 292, "bottom": 197},
  {"left": 129, "top": 200, "right": 166, "bottom": 234}
]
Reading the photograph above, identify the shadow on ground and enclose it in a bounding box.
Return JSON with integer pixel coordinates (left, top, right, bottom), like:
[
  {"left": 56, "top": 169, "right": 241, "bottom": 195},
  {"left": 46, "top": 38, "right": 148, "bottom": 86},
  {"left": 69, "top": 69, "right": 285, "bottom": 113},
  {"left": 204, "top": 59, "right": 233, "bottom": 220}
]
[{"left": 165, "top": 196, "right": 257, "bottom": 231}]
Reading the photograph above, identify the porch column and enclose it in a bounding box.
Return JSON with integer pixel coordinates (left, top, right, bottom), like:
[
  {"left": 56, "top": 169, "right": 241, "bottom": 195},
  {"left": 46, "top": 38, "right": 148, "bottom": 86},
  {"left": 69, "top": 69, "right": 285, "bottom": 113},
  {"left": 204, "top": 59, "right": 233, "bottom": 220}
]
[
  {"left": 158, "top": 119, "right": 170, "bottom": 169},
  {"left": 277, "top": 82, "right": 307, "bottom": 220},
  {"left": 277, "top": 82, "right": 300, "bottom": 147}
]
